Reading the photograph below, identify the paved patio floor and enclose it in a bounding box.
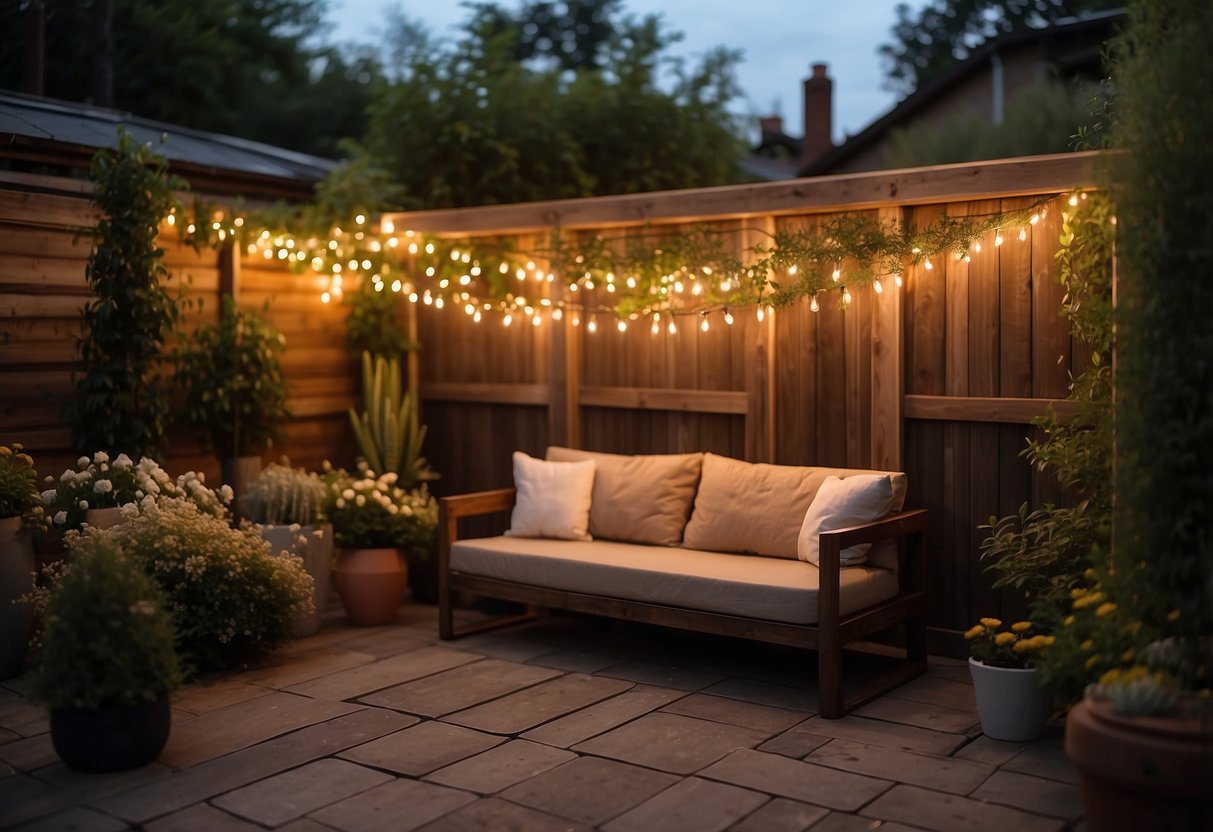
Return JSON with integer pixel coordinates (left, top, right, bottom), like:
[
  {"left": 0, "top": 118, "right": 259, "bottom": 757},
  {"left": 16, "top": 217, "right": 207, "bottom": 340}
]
[{"left": 0, "top": 601, "right": 1083, "bottom": 831}]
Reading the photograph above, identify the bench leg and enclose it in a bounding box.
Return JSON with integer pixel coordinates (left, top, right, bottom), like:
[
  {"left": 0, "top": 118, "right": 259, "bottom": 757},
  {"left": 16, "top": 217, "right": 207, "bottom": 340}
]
[
  {"left": 439, "top": 579, "right": 454, "bottom": 640},
  {"left": 818, "top": 638, "right": 844, "bottom": 719}
]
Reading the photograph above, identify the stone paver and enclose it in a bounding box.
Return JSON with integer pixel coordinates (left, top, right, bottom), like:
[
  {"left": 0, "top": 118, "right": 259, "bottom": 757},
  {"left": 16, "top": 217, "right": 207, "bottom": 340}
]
[
  {"left": 808, "top": 738, "right": 995, "bottom": 795},
  {"left": 855, "top": 694, "right": 979, "bottom": 733},
  {"left": 332, "top": 627, "right": 433, "bottom": 659},
  {"left": 805, "top": 812, "right": 922, "bottom": 832},
  {"left": 446, "top": 674, "right": 634, "bottom": 735},
  {"left": 701, "top": 677, "right": 816, "bottom": 712},
  {"left": 144, "top": 803, "right": 265, "bottom": 831},
  {"left": 360, "top": 658, "right": 559, "bottom": 717},
  {"left": 288, "top": 647, "right": 484, "bottom": 702},
  {"left": 311, "top": 778, "right": 477, "bottom": 832},
  {"left": 212, "top": 758, "right": 393, "bottom": 826},
  {"left": 661, "top": 693, "right": 804, "bottom": 734},
  {"left": 0, "top": 761, "right": 171, "bottom": 827},
  {"left": 699, "top": 749, "right": 893, "bottom": 811},
  {"left": 600, "top": 660, "right": 726, "bottom": 691},
  {"left": 0, "top": 726, "right": 19, "bottom": 745},
  {"left": 573, "top": 712, "right": 768, "bottom": 775},
  {"left": 0, "top": 696, "right": 48, "bottom": 737},
  {"left": 416, "top": 796, "right": 592, "bottom": 832},
  {"left": 340, "top": 720, "right": 504, "bottom": 776},
  {"left": 601, "top": 776, "right": 769, "bottom": 832},
  {"left": 232, "top": 648, "right": 377, "bottom": 688},
  {"left": 527, "top": 649, "right": 626, "bottom": 674},
  {"left": 725, "top": 797, "right": 827, "bottom": 832},
  {"left": 501, "top": 755, "right": 678, "bottom": 826},
  {"left": 95, "top": 707, "right": 415, "bottom": 824},
  {"left": 796, "top": 714, "right": 967, "bottom": 756},
  {"left": 970, "top": 769, "right": 1083, "bottom": 820},
  {"left": 756, "top": 723, "right": 831, "bottom": 759},
  {"left": 158, "top": 691, "right": 361, "bottom": 768},
  {"left": 862, "top": 783, "right": 1065, "bottom": 832},
  {"left": 10, "top": 806, "right": 126, "bottom": 832},
  {"left": 954, "top": 735, "right": 1028, "bottom": 766},
  {"left": 425, "top": 739, "right": 576, "bottom": 795},
  {"left": 521, "top": 685, "right": 685, "bottom": 749},
  {"left": 888, "top": 674, "right": 978, "bottom": 711},
  {"left": 0, "top": 732, "right": 55, "bottom": 772},
  {"left": 1001, "top": 740, "right": 1079, "bottom": 784},
  {"left": 171, "top": 678, "right": 270, "bottom": 716},
  {"left": 460, "top": 636, "right": 558, "bottom": 663}
]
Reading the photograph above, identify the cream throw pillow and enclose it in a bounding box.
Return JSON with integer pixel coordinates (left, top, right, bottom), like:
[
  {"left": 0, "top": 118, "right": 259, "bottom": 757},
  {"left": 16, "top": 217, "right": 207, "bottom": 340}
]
[
  {"left": 797, "top": 474, "right": 896, "bottom": 567},
  {"left": 545, "top": 447, "right": 702, "bottom": 545},
  {"left": 505, "top": 452, "right": 596, "bottom": 541}
]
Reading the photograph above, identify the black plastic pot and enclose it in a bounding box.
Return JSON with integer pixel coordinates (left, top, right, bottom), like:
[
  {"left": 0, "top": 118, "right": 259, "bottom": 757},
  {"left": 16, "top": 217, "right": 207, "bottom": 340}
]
[{"left": 50, "top": 695, "right": 171, "bottom": 773}]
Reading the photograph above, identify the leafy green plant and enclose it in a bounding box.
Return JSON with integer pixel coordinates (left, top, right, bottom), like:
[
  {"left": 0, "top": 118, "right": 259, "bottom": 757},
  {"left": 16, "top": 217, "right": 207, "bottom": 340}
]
[
  {"left": 67, "top": 130, "right": 185, "bottom": 459},
  {"left": 965, "top": 617, "right": 1055, "bottom": 669},
  {"left": 345, "top": 284, "right": 417, "bottom": 361},
  {"left": 348, "top": 352, "right": 435, "bottom": 487},
  {"left": 174, "top": 296, "right": 289, "bottom": 458},
  {"left": 0, "top": 443, "right": 43, "bottom": 527},
  {"left": 101, "top": 498, "right": 313, "bottom": 673},
  {"left": 323, "top": 465, "right": 437, "bottom": 551},
  {"left": 239, "top": 460, "right": 328, "bottom": 526},
  {"left": 32, "top": 537, "right": 181, "bottom": 711}
]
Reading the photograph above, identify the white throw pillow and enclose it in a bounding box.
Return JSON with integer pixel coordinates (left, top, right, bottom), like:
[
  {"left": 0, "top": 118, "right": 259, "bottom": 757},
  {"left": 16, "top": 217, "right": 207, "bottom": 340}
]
[
  {"left": 797, "top": 474, "right": 896, "bottom": 567},
  {"left": 505, "top": 452, "right": 596, "bottom": 541}
]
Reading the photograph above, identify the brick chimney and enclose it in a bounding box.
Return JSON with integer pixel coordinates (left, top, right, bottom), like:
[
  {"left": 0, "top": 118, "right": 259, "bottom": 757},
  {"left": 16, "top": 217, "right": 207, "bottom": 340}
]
[
  {"left": 759, "top": 115, "right": 785, "bottom": 138},
  {"left": 802, "top": 62, "right": 834, "bottom": 167}
]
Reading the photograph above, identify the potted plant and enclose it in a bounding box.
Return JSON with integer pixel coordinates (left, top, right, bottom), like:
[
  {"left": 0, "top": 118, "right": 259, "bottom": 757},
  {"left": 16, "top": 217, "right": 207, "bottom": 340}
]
[
  {"left": 240, "top": 461, "right": 332, "bottom": 636},
  {"left": 348, "top": 351, "right": 439, "bottom": 600},
  {"left": 32, "top": 535, "right": 181, "bottom": 772},
  {"left": 45, "top": 453, "right": 231, "bottom": 533},
  {"left": 324, "top": 464, "right": 438, "bottom": 626},
  {"left": 1, "top": 442, "right": 44, "bottom": 679},
  {"left": 174, "top": 296, "right": 288, "bottom": 501},
  {"left": 965, "top": 617, "right": 1056, "bottom": 741}
]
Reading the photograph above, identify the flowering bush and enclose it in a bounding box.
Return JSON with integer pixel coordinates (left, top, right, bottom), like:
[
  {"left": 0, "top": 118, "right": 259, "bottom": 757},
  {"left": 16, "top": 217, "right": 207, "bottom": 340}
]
[
  {"left": 240, "top": 460, "right": 328, "bottom": 526},
  {"left": 965, "top": 617, "right": 1055, "bottom": 669},
  {"left": 95, "top": 498, "right": 312, "bottom": 673},
  {"left": 323, "top": 464, "right": 437, "bottom": 551},
  {"left": 43, "top": 453, "right": 231, "bottom": 532},
  {"left": 0, "top": 443, "right": 44, "bottom": 529}
]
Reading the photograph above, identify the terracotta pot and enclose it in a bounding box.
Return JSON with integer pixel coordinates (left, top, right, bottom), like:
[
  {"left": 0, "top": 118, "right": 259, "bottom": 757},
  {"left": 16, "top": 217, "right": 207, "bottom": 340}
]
[
  {"left": 335, "top": 548, "right": 407, "bottom": 626},
  {"left": 0, "top": 515, "right": 35, "bottom": 679},
  {"left": 261, "top": 524, "right": 333, "bottom": 637},
  {"left": 50, "top": 695, "right": 171, "bottom": 773},
  {"left": 1066, "top": 698, "right": 1213, "bottom": 831},
  {"left": 84, "top": 506, "right": 126, "bottom": 530},
  {"left": 969, "top": 657, "right": 1052, "bottom": 741}
]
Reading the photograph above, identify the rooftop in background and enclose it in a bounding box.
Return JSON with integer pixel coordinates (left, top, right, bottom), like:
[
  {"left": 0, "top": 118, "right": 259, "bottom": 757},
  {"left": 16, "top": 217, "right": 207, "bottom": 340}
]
[{"left": 0, "top": 91, "right": 337, "bottom": 200}]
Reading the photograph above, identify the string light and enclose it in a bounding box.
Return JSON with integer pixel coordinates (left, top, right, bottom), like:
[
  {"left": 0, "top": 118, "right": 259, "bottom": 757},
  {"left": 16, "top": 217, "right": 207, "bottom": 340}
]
[
  {"left": 842, "top": 287, "right": 852, "bottom": 305},
  {"left": 995, "top": 232, "right": 1004, "bottom": 246},
  {"left": 894, "top": 273, "right": 903, "bottom": 288},
  {"left": 873, "top": 278, "right": 883, "bottom": 294},
  {"left": 587, "top": 317, "right": 598, "bottom": 333},
  {"left": 756, "top": 306, "right": 765, "bottom": 322},
  {"left": 552, "top": 308, "right": 563, "bottom": 321},
  {"left": 532, "top": 314, "right": 541, "bottom": 327},
  {"left": 831, "top": 265, "right": 841, "bottom": 282},
  {"left": 924, "top": 259, "right": 934, "bottom": 270},
  {"left": 668, "top": 319, "right": 677, "bottom": 334},
  {"left": 809, "top": 295, "right": 819, "bottom": 312},
  {"left": 503, "top": 313, "right": 513, "bottom": 327},
  {"left": 617, "top": 319, "right": 627, "bottom": 333},
  {"left": 723, "top": 309, "right": 734, "bottom": 326},
  {"left": 700, "top": 315, "right": 710, "bottom": 333}
]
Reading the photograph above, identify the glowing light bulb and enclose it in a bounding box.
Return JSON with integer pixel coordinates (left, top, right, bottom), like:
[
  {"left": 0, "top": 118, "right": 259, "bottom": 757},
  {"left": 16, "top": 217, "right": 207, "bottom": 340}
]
[
  {"left": 617, "top": 320, "right": 627, "bottom": 333},
  {"left": 321, "top": 291, "right": 331, "bottom": 304},
  {"left": 355, "top": 214, "right": 366, "bottom": 225},
  {"left": 408, "top": 292, "right": 418, "bottom": 303},
  {"left": 756, "top": 306, "right": 765, "bottom": 322},
  {"left": 380, "top": 218, "right": 394, "bottom": 234},
  {"left": 674, "top": 281, "right": 684, "bottom": 294},
  {"left": 234, "top": 217, "right": 244, "bottom": 228},
  {"left": 810, "top": 295, "right": 819, "bottom": 313},
  {"left": 700, "top": 316, "right": 710, "bottom": 333},
  {"left": 788, "top": 265, "right": 798, "bottom": 276},
  {"left": 668, "top": 319, "right": 677, "bottom": 334},
  {"left": 459, "top": 274, "right": 471, "bottom": 286},
  {"left": 894, "top": 273, "right": 903, "bottom": 288},
  {"left": 842, "top": 287, "right": 852, "bottom": 305},
  {"left": 831, "top": 267, "right": 841, "bottom": 282},
  {"left": 166, "top": 214, "right": 175, "bottom": 226},
  {"left": 374, "top": 282, "right": 385, "bottom": 292},
  {"left": 516, "top": 268, "right": 526, "bottom": 281},
  {"left": 975, "top": 242, "right": 982, "bottom": 253},
  {"left": 691, "top": 282, "right": 702, "bottom": 296},
  {"left": 1069, "top": 195, "right": 1080, "bottom": 206},
  {"left": 263, "top": 249, "right": 273, "bottom": 260},
  {"left": 425, "top": 243, "right": 435, "bottom": 254},
  {"left": 571, "top": 313, "right": 580, "bottom": 327},
  {"left": 552, "top": 308, "right": 563, "bottom": 321},
  {"left": 503, "top": 314, "right": 513, "bottom": 327},
  {"left": 626, "top": 276, "right": 636, "bottom": 289},
  {"left": 434, "top": 297, "right": 444, "bottom": 309},
  {"left": 924, "top": 260, "right": 934, "bottom": 271},
  {"left": 994, "top": 233, "right": 1004, "bottom": 246},
  {"left": 465, "top": 303, "right": 475, "bottom": 315},
  {"left": 587, "top": 317, "right": 598, "bottom": 333},
  {"left": 651, "top": 317, "right": 660, "bottom": 335},
  {"left": 724, "top": 310, "right": 734, "bottom": 326},
  {"left": 391, "top": 279, "right": 402, "bottom": 292},
  {"left": 362, "top": 259, "right": 371, "bottom": 270},
  {"left": 500, "top": 262, "right": 509, "bottom": 273},
  {"left": 1018, "top": 228, "right": 1027, "bottom": 242},
  {"left": 473, "top": 310, "right": 481, "bottom": 323},
  {"left": 532, "top": 314, "right": 541, "bottom": 327},
  {"left": 1029, "top": 213, "right": 1040, "bottom": 225},
  {"left": 873, "top": 278, "right": 884, "bottom": 294}
]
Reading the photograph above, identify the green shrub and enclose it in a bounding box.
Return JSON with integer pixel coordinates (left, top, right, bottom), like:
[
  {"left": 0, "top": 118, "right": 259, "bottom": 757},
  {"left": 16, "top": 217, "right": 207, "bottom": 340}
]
[
  {"left": 33, "top": 538, "right": 181, "bottom": 711},
  {"left": 240, "top": 460, "right": 328, "bottom": 526},
  {"left": 0, "top": 443, "right": 42, "bottom": 527}
]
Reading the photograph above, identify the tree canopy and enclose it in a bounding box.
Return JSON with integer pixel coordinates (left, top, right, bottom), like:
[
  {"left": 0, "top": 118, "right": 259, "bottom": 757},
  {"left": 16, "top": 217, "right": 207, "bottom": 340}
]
[{"left": 879, "top": 0, "right": 1120, "bottom": 96}]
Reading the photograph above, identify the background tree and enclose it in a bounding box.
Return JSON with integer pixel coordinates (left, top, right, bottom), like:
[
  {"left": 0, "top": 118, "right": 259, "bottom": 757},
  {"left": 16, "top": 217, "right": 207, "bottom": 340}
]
[{"left": 879, "top": 0, "right": 1120, "bottom": 96}]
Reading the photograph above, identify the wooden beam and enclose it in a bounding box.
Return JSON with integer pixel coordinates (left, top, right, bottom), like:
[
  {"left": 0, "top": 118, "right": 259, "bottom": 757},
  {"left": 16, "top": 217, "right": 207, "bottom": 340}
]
[
  {"left": 218, "top": 239, "right": 240, "bottom": 304},
  {"left": 742, "top": 217, "right": 776, "bottom": 462},
  {"left": 904, "top": 395, "right": 1079, "bottom": 424},
  {"left": 421, "top": 381, "right": 549, "bottom": 406},
  {"left": 579, "top": 386, "right": 747, "bottom": 414},
  {"left": 871, "top": 206, "right": 904, "bottom": 470},
  {"left": 384, "top": 152, "right": 1103, "bottom": 236}
]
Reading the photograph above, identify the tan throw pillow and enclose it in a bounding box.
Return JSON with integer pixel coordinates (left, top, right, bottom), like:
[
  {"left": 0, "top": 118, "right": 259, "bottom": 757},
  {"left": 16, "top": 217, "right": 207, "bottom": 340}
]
[
  {"left": 546, "top": 446, "right": 702, "bottom": 545},
  {"left": 505, "top": 452, "right": 596, "bottom": 541},
  {"left": 682, "top": 454, "right": 824, "bottom": 558},
  {"left": 797, "top": 474, "right": 897, "bottom": 567}
]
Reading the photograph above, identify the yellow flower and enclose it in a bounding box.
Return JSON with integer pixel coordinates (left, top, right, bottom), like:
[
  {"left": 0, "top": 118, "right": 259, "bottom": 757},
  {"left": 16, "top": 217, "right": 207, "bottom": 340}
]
[
  {"left": 964, "top": 625, "right": 985, "bottom": 640},
  {"left": 980, "top": 617, "right": 1002, "bottom": 629},
  {"left": 1126, "top": 621, "right": 1143, "bottom": 636},
  {"left": 1063, "top": 615, "right": 1075, "bottom": 626},
  {"left": 1073, "top": 592, "right": 1106, "bottom": 610},
  {"left": 1100, "top": 668, "right": 1122, "bottom": 685},
  {"left": 995, "top": 632, "right": 1017, "bottom": 646},
  {"left": 1167, "top": 609, "right": 1181, "bottom": 622},
  {"left": 1013, "top": 637, "right": 1044, "bottom": 654},
  {"left": 1084, "top": 567, "right": 1096, "bottom": 580},
  {"left": 1085, "top": 654, "right": 1103, "bottom": 670},
  {"left": 1121, "top": 648, "right": 1136, "bottom": 663},
  {"left": 1095, "top": 602, "right": 1117, "bottom": 618},
  {"left": 1080, "top": 639, "right": 1094, "bottom": 651},
  {"left": 1042, "top": 635, "right": 1056, "bottom": 647},
  {"left": 1071, "top": 587, "right": 1087, "bottom": 599},
  {"left": 1011, "top": 621, "right": 1033, "bottom": 633}
]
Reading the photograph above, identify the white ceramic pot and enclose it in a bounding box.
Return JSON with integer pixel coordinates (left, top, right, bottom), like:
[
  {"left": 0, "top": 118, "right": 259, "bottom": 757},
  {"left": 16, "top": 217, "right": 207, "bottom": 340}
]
[
  {"left": 84, "top": 506, "right": 126, "bottom": 530},
  {"left": 260, "top": 524, "right": 333, "bottom": 638},
  {"left": 969, "top": 657, "right": 1052, "bottom": 741},
  {"left": 0, "top": 515, "right": 36, "bottom": 679}
]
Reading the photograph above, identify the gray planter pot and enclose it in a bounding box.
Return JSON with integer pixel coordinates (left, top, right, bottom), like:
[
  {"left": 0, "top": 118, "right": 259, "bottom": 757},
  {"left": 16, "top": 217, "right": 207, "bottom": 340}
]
[{"left": 260, "top": 523, "right": 333, "bottom": 638}]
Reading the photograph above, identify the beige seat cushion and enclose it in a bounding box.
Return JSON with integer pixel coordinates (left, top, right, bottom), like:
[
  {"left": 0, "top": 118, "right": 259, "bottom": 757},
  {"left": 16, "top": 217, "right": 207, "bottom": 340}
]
[
  {"left": 546, "top": 446, "right": 702, "bottom": 546},
  {"left": 450, "top": 536, "right": 899, "bottom": 626},
  {"left": 682, "top": 453, "right": 908, "bottom": 563}
]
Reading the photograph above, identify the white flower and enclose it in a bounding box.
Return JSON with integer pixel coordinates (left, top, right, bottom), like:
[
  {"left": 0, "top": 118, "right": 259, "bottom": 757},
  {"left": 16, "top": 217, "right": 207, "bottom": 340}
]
[
  {"left": 342, "top": 489, "right": 355, "bottom": 500},
  {"left": 78, "top": 500, "right": 88, "bottom": 509},
  {"left": 219, "top": 485, "right": 233, "bottom": 503},
  {"left": 53, "top": 510, "right": 67, "bottom": 525},
  {"left": 289, "top": 523, "right": 301, "bottom": 532},
  {"left": 40, "top": 489, "right": 55, "bottom": 503},
  {"left": 135, "top": 490, "right": 144, "bottom": 499},
  {"left": 60, "top": 469, "right": 74, "bottom": 483},
  {"left": 73, "top": 471, "right": 91, "bottom": 485},
  {"left": 114, "top": 453, "right": 133, "bottom": 470},
  {"left": 93, "top": 479, "right": 113, "bottom": 494},
  {"left": 77, "top": 456, "right": 89, "bottom": 468},
  {"left": 335, "top": 498, "right": 346, "bottom": 509},
  {"left": 93, "top": 451, "right": 109, "bottom": 464}
]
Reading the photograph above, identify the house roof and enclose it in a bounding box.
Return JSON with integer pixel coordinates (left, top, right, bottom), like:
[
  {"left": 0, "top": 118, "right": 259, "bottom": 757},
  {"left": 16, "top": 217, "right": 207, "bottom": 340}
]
[
  {"left": 0, "top": 91, "right": 337, "bottom": 199},
  {"left": 799, "top": 10, "right": 1124, "bottom": 177}
]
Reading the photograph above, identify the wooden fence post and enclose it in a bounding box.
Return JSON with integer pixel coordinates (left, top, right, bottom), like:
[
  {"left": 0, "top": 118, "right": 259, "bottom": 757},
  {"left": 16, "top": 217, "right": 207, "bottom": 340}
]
[
  {"left": 871, "top": 206, "right": 904, "bottom": 471},
  {"left": 743, "top": 217, "right": 777, "bottom": 463}
]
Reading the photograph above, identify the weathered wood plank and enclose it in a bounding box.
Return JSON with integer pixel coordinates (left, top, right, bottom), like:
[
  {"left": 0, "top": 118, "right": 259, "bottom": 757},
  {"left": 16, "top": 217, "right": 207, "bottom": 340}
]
[
  {"left": 578, "top": 386, "right": 747, "bottom": 414},
  {"left": 422, "top": 382, "right": 550, "bottom": 406},
  {"left": 904, "top": 395, "right": 1079, "bottom": 424}
]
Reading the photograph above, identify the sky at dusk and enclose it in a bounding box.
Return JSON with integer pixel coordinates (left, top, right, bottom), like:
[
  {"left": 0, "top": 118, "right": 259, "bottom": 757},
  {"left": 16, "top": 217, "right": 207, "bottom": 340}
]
[{"left": 325, "top": 0, "right": 909, "bottom": 144}]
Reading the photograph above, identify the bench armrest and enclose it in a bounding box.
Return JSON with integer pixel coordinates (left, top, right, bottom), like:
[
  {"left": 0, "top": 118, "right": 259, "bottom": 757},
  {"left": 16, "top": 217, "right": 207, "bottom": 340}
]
[
  {"left": 818, "top": 508, "right": 928, "bottom": 550},
  {"left": 440, "top": 488, "right": 517, "bottom": 524}
]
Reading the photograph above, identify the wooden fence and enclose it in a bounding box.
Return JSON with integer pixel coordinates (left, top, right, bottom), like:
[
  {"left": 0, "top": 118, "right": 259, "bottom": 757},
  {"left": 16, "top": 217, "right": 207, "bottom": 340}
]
[{"left": 0, "top": 153, "right": 1101, "bottom": 652}]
